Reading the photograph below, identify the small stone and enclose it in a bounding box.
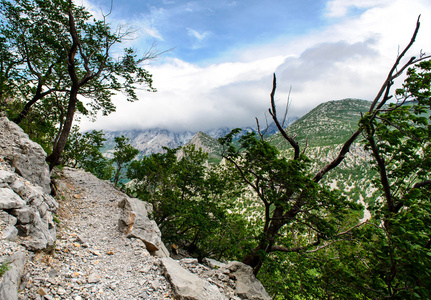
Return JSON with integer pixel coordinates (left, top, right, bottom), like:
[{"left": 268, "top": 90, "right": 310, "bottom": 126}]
[
  {"left": 106, "top": 250, "right": 114, "bottom": 255},
  {"left": 89, "top": 249, "right": 101, "bottom": 256},
  {"left": 139, "top": 265, "right": 152, "bottom": 273},
  {"left": 57, "top": 286, "right": 66, "bottom": 295},
  {"left": 37, "top": 288, "right": 47, "bottom": 296},
  {"left": 151, "top": 279, "right": 161, "bottom": 290},
  {"left": 87, "top": 273, "right": 101, "bottom": 284}
]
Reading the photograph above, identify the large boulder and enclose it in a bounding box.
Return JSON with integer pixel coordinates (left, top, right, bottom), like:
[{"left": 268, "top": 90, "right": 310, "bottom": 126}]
[
  {"left": 0, "top": 188, "right": 25, "bottom": 210},
  {"left": 0, "top": 117, "right": 51, "bottom": 194},
  {"left": 161, "top": 257, "right": 227, "bottom": 300},
  {"left": 225, "top": 262, "right": 271, "bottom": 300},
  {"left": 118, "top": 197, "right": 169, "bottom": 257},
  {"left": 0, "top": 156, "right": 58, "bottom": 252}
]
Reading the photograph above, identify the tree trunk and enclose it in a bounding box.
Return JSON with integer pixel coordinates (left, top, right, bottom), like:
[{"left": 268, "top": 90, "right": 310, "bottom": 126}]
[
  {"left": 12, "top": 95, "right": 41, "bottom": 124},
  {"left": 45, "top": 89, "right": 77, "bottom": 170},
  {"left": 243, "top": 208, "right": 285, "bottom": 275}
]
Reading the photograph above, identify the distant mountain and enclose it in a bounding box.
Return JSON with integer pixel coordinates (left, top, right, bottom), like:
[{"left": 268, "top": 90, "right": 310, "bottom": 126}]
[
  {"left": 102, "top": 99, "right": 370, "bottom": 161},
  {"left": 268, "top": 99, "right": 370, "bottom": 148},
  {"left": 101, "top": 121, "right": 289, "bottom": 159},
  {"left": 102, "top": 128, "right": 195, "bottom": 159},
  {"left": 177, "top": 131, "right": 224, "bottom": 163}
]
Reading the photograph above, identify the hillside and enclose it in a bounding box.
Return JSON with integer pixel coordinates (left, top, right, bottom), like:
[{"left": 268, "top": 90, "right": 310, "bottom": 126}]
[
  {"left": 178, "top": 131, "right": 224, "bottom": 163},
  {"left": 269, "top": 99, "right": 370, "bottom": 148},
  {"left": 265, "top": 99, "right": 375, "bottom": 208}
]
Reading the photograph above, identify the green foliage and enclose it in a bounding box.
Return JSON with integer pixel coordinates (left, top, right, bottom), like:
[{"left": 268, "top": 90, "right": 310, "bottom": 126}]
[
  {"left": 111, "top": 135, "right": 139, "bottom": 187},
  {"left": 127, "top": 144, "right": 250, "bottom": 261},
  {"left": 0, "top": 261, "right": 10, "bottom": 277},
  {"left": 62, "top": 127, "right": 113, "bottom": 180},
  {"left": 220, "top": 130, "right": 362, "bottom": 277},
  {"left": 355, "top": 60, "right": 431, "bottom": 299},
  {"left": 0, "top": 0, "right": 156, "bottom": 166}
]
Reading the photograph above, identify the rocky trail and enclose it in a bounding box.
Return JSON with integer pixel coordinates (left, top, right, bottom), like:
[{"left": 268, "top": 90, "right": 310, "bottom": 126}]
[{"left": 19, "top": 167, "right": 173, "bottom": 300}]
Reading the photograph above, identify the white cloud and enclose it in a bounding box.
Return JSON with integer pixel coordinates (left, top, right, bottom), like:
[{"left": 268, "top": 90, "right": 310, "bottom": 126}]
[
  {"left": 324, "top": 0, "right": 391, "bottom": 18},
  {"left": 80, "top": 0, "right": 431, "bottom": 133},
  {"left": 187, "top": 28, "right": 209, "bottom": 41}
]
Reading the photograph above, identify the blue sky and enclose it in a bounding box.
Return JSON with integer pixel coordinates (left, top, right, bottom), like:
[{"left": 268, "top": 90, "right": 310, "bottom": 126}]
[
  {"left": 80, "top": 0, "right": 431, "bottom": 132},
  {"left": 89, "top": 0, "right": 328, "bottom": 64}
]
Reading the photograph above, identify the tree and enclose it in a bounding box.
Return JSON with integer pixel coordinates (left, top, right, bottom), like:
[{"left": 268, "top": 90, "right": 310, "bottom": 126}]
[
  {"left": 0, "top": 0, "right": 157, "bottom": 168},
  {"left": 111, "top": 135, "right": 139, "bottom": 186},
  {"left": 219, "top": 128, "right": 362, "bottom": 277},
  {"left": 127, "top": 145, "right": 249, "bottom": 261},
  {"left": 220, "top": 16, "right": 431, "bottom": 277},
  {"left": 62, "top": 127, "right": 113, "bottom": 180},
  {"left": 353, "top": 59, "right": 431, "bottom": 298}
]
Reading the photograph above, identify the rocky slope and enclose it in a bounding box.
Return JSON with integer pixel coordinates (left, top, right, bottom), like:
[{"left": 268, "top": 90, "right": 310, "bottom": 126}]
[
  {"left": 101, "top": 122, "right": 286, "bottom": 159},
  {"left": 0, "top": 117, "right": 270, "bottom": 300}
]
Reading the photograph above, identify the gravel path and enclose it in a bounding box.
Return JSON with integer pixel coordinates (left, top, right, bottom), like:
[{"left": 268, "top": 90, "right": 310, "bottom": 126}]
[{"left": 19, "top": 167, "right": 173, "bottom": 300}]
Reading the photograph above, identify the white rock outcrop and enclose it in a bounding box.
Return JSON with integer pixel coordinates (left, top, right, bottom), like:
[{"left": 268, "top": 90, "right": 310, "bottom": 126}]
[
  {"left": 0, "top": 117, "right": 51, "bottom": 193},
  {"left": 0, "top": 117, "right": 59, "bottom": 300},
  {"left": 118, "top": 197, "right": 170, "bottom": 257}
]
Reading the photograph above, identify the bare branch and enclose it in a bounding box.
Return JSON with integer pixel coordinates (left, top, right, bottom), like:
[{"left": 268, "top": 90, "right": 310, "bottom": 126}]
[
  {"left": 369, "top": 16, "right": 421, "bottom": 112},
  {"left": 269, "top": 74, "right": 301, "bottom": 159},
  {"left": 255, "top": 117, "right": 264, "bottom": 140}
]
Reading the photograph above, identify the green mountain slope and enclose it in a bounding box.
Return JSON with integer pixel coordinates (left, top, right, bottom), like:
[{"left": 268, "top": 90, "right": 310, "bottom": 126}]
[
  {"left": 269, "top": 99, "right": 371, "bottom": 148},
  {"left": 181, "top": 131, "right": 224, "bottom": 163}
]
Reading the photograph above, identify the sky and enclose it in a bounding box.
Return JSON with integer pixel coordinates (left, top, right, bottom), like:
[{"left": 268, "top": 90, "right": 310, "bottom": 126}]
[{"left": 79, "top": 0, "right": 431, "bottom": 133}]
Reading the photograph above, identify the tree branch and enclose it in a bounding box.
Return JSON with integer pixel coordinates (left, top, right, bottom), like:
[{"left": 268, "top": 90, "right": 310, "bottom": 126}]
[
  {"left": 270, "top": 236, "right": 321, "bottom": 253},
  {"left": 269, "top": 74, "right": 300, "bottom": 159},
  {"left": 412, "top": 180, "right": 431, "bottom": 189}
]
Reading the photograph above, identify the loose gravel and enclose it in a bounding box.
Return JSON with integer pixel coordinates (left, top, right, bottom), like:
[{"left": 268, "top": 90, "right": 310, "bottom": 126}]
[{"left": 18, "top": 167, "right": 173, "bottom": 300}]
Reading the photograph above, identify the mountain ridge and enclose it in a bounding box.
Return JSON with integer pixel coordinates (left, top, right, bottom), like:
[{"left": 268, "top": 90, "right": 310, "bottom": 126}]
[{"left": 101, "top": 98, "right": 370, "bottom": 159}]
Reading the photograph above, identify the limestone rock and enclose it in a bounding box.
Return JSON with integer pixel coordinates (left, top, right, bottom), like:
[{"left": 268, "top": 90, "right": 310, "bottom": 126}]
[
  {"left": 226, "top": 262, "right": 271, "bottom": 300},
  {"left": 0, "top": 251, "right": 27, "bottom": 300},
  {"left": 118, "top": 197, "right": 169, "bottom": 257},
  {"left": 20, "top": 211, "right": 56, "bottom": 252},
  {"left": 2, "top": 225, "right": 18, "bottom": 241},
  {"left": 0, "top": 117, "right": 50, "bottom": 193},
  {"left": 0, "top": 173, "right": 58, "bottom": 251},
  {"left": 0, "top": 188, "right": 26, "bottom": 210},
  {"left": 0, "top": 210, "right": 17, "bottom": 225},
  {"left": 161, "top": 257, "right": 227, "bottom": 300},
  {"left": 0, "top": 170, "right": 15, "bottom": 185},
  {"left": 11, "top": 207, "right": 35, "bottom": 224}
]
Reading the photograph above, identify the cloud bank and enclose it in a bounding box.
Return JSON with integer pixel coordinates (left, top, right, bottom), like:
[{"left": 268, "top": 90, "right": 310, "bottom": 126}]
[{"left": 80, "top": 0, "right": 431, "bottom": 133}]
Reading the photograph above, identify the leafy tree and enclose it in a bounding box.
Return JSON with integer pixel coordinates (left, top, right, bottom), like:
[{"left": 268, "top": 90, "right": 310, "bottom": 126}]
[
  {"left": 62, "top": 127, "right": 113, "bottom": 180},
  {"left": 127, "top": 145, "right": 249, "bottom": 261},
  {"left": 219, "top": 129, "right": 362, "bottom": 276},
  {"left": 353, "top": 59, "right": 431, "bottom": 299},
  {"left": 111, "top": 135, "right": 139, "bottom": 187},
  {"left": 0, "top": 0, "right": 156, "bottom": 168}
]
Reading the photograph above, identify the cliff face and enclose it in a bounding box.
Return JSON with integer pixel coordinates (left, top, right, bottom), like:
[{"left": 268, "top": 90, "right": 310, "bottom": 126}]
[{"left": 0, "top": 117, "right": 59, "bottom": 300}]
